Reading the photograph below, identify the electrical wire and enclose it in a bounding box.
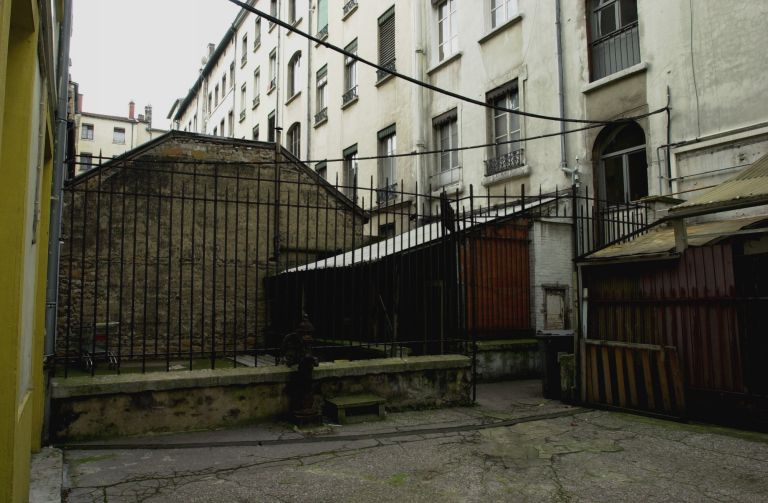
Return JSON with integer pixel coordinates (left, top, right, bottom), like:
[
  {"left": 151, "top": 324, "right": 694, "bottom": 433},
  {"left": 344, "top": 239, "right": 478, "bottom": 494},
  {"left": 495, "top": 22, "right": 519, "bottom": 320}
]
[
  {"left": 224, "top": 0, "right": 666, "bottom": 126},
  {"left": 68, "top": 121, "right": 609, "bottom": 169}
]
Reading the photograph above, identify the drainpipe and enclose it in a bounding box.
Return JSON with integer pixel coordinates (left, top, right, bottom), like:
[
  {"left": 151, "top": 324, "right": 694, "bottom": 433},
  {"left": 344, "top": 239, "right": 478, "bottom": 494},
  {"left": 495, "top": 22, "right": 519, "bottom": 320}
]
[
  {"left": 412, "top": 0, "right": 426, "bottom": 199},
  {"left": 43, "top": 0, "right": 73, "bottom": 441},
  {"left": 306, "top": 2, "right": 313, "bottom": 161},
  {"left": 555, "top": 0, "right": 577, "bottom": 185}
]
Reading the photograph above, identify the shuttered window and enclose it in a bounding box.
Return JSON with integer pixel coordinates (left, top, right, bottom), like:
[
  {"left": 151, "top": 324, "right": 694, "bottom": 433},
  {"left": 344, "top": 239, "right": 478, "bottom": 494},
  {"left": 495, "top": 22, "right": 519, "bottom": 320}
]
[{"left": 378, "top": 7, "right": 396, "bottom": 79}]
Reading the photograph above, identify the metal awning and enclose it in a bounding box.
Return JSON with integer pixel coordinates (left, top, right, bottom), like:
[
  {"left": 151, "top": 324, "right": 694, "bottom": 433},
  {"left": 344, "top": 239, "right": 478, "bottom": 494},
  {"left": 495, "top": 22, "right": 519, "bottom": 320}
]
[
  {"left": 581, "top": 216, "right": 768, "bottom": 262},
  {"left": 669, "top": 153, "right": 768, "bottom": 218}
]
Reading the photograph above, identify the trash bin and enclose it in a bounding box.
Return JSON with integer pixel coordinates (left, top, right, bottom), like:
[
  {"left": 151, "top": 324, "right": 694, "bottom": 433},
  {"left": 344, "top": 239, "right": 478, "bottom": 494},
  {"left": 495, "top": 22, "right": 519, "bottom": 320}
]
[{"left": 536, "top": 330, "right": 574, "bottom": 400}]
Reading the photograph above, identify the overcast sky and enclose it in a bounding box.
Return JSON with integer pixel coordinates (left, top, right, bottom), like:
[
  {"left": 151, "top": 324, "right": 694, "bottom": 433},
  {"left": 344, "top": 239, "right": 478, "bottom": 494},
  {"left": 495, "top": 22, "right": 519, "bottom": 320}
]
[{"left": 70, "top": 0, "right": 241, "bottom": 129}]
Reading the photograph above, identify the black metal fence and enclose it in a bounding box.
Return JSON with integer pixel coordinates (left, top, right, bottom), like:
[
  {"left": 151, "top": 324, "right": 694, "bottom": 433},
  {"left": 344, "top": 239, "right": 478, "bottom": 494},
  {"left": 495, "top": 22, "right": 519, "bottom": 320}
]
[{"left": 56, "top": 155, "right": 650, "bottom": 377}]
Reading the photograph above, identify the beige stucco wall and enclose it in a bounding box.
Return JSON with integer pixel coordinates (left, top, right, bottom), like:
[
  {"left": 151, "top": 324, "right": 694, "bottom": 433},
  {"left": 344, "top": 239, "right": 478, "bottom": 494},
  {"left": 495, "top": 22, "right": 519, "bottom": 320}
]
[{"left": 75, "top": 113, "right": 165, "bottom": 173}]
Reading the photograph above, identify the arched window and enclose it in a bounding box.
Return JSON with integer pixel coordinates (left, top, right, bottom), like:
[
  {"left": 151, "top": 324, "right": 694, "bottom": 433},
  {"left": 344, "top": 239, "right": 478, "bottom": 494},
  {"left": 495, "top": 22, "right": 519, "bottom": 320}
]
[
  {"left": 596, "top": 122, "right": 648, "bottom": 204},
  {"left": 288, "top": 51, "right": 302, "bottom": 98},
  {"left": 287, "top": 122, "right": 301, "bottom": 157}
]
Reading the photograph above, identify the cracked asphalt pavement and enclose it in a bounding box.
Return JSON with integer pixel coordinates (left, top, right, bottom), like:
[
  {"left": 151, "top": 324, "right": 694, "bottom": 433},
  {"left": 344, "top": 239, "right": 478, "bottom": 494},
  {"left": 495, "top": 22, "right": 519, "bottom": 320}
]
[{"left": 60, "top": 382, "right": 768, "bottom": 502}]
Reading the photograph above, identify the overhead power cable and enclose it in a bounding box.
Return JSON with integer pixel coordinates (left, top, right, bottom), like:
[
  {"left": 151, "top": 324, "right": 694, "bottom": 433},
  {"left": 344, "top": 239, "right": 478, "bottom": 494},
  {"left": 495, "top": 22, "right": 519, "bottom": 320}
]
[
  {"left": 69, "top": 122, "right": 610, "bottom": 170},
  {"left": 224, "top": 0, "right": 665, "bottom": 126}
]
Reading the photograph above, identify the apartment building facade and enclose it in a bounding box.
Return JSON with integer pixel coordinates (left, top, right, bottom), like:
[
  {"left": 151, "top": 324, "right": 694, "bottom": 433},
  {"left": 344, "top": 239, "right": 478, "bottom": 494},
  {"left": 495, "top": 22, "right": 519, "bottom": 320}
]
[
  {"left": 169, "top": 0, "right": 768, "bottom": 219},
  {"left": 74, "top": 99, "right": 166, "bottom": 174}
]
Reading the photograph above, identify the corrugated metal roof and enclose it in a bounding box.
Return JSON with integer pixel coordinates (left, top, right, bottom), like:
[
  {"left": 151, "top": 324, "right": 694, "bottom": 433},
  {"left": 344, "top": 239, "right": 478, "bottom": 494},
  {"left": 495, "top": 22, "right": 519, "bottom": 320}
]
[
  {"left": 585, "top": 216, "right": 768, "bottom": 260},
  {"left": 670, "top": 153, "right": 768, "bottom": 216}
]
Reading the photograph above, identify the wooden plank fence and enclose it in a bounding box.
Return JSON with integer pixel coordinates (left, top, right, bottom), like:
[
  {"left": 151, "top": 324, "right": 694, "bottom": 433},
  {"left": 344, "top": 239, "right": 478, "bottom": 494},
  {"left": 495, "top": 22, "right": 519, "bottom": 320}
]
[{"left": 581, "top": 339, "right": 686, "bottom": 416}]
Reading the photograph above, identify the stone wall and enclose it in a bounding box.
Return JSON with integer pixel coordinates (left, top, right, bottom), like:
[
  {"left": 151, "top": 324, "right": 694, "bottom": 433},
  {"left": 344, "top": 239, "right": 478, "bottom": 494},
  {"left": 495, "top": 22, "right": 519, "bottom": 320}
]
[
  {"left": 57, "top": 134, "right": 364, "bottom": 361},
  {"left": 49, "top": 355, "right": 471, "bottom": 441},
  {"left": 474, "top": 339, "right": 542, "bottom": 382}
]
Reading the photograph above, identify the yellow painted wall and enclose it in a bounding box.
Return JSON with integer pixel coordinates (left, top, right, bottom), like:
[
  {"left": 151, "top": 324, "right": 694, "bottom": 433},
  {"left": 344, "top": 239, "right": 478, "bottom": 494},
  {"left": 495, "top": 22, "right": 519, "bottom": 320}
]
[{"left": 0, "top": 0, "right": 58, "bottom": 501}]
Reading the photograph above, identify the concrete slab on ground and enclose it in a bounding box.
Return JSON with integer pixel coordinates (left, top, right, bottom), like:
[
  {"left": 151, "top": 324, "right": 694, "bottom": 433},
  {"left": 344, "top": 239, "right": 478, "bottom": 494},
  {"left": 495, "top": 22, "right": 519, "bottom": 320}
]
[
  {"left": 29, "top": 447, "right": 62, "bottom": 503},
  {"left": 34, "top": 381, "right": 768, "bottom": 502}
]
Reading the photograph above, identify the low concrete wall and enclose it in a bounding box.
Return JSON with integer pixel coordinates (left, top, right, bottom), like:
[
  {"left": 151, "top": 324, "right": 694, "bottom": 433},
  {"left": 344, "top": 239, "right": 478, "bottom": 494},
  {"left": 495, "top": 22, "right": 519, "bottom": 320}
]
[
  {"left": 50, "top": 355, "right": 471, "bottom": 441},
  {"left": 474, "top": 339, "right": 542, "bottom": 382}
]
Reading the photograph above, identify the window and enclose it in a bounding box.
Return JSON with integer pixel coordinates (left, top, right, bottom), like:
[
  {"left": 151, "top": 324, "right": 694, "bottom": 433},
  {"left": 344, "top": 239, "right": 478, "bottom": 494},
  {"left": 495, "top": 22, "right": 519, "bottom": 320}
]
[
  {"left": 432, "top": 109, "right": 460, "bottom": 187},
  {"left": 490, "top": 0, "right": 518, "bottom": 29},
  {"left": 215, "top": 85, "right": 219, "bottom": 106},
  {"left": 193, "top": 114, "right": 198, "bottom": 131},
  {"left": 240, "top": 84, "right": 247, "bottom": 119},
  {"left": 252, "top": 124, "right": 260, "bottom": 140},
  {"left": 253, "top": 68, "right": 261, "bottom": 108},
  {"left": 220, "top": 118, "right": 225, "bottom": 136},
  {"left": 437, "top": 0, "right": 458, "bottom": 61},
  {"left": 81, "top": 123, "right": 94, "bottom": 140},
  {"left": 343, "top": 145, "right": 358, "bottom": 198},
  {"left": 377, "top": 125, "right": 397, "bottom": 203},
  {"left": 343, "top": 40, "right": 358, "bottom": 106},
  {"left": 288, "top": 52, "right": 302, "bottom": 98},
  {"left": 254, "top": 17, "right": 261, "bottom": 49},
  {"left": 315, "top": 65, "right": 328, "bottom": 125},
  {"left": 588, "top": 0, "right": 640, "bottom": 80},
  {"left": 288, "top": 0, "right": 297, "bottom": 23},
  {"left": 485, "top": 81, "right": 524, "bottom": 176},
  {"left": 343, "top": 0, "right": 358, "bottom": 18},
  {"left": 287, "top": 122, "right": 301, "bottom": 157},
  {"left": 317, "top": 0, "right": 328, "bottom": 38},
  {"left": 379, "top": 223, "right": 396, "bottom": 239},
  {"left": 213, "top": 127, "right": 218, "bottom": 136},
  {"left": 269, "top": 0, "right": 277, "bottom": 28},
  {"left": 316, "top": 161, "right": 327, "bottom": 179},
  {"left": 230, "top": 62, "right": 235, "bottom": 88},
  {"left": 597, "top": 122, "right": 648, "bottom": 204},
  {"left": 222, "top": 73, "right": 227, "bottom": 93},
  {"left": 268, "top": 50, "right": 277, "bottom": 92},
  {"left": 228, "top": 111, "right": 234, "bottom": 136},
  {"left": 241, "top": 35, "right": 248, "bottom": 66},
  {"left": 377, "top": 7, "right": 396, "bottom": 81},
  {"left": 113, "top": 127, "right": 126, "bottom": 144},
  {"left": 79, "top": 153, "right": 93, "bottom": 171},
  {"left": 267, "top": 111, "right": 276, "bottom": 142},
  {"left": 208, "top": 92, "right": 213, "bottom": 113}
]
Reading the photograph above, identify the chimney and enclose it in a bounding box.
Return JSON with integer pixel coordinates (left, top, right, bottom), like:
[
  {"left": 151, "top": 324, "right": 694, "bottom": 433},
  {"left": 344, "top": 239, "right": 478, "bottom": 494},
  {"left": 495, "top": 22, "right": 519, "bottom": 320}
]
[
  {"left": 76, "top": 93, "right": 83, "bottom": 113},
  {"left": 144, "top": 105, "right": 153, "bottom": 126},
  {"left": 207, "top": 43, "right": 215, "bottom": 58},
  {"left": 128, "top": 100, "right": 135, "bottom": 119}
]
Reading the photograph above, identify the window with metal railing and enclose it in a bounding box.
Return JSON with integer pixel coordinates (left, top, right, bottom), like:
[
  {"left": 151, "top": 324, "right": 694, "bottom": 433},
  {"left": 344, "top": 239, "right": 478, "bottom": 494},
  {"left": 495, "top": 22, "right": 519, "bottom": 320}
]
[
  {"left": 588, "top": 0, "right": 640, "bottom": 81},
  {"left": 485, "top": 80, "right": 524, "bottom": 176},
  {"left": 431, "top": 109, "right": 460, "bottom": 188},
  {"left": 377, "top": 125, "right": 397, "bottom": 204},
  {"left": 342, "top": 0, "right": 358, "bottom": 18},
  {"left": 343, "top": 40, "right": 358, "bottom": 107}
]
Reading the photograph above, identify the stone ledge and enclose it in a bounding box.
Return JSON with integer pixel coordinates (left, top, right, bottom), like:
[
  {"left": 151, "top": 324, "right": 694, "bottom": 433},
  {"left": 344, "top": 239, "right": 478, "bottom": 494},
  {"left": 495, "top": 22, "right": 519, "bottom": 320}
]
[
  {"left": 51, "top": 355, "right": 471, "bottom": 399},
  {"left": 476, "top": 338, "right": 538, "bottom": 351}
]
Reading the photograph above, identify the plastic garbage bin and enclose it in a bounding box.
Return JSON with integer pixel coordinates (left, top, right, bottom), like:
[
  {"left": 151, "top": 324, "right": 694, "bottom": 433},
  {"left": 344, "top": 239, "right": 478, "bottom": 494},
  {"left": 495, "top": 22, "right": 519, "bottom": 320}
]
[{"left": 536, "top": 330, "right": 574, "bottom": 400}]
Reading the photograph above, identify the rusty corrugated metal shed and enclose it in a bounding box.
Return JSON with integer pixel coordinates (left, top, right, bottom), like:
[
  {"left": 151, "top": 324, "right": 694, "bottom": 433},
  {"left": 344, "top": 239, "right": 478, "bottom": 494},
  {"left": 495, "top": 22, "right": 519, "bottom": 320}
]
[
  {"left": 670, "top": 153, "right": 768, "bottom": 217},
  {"left": 584, "top": 216, "right": 768, "bottom": 260}
]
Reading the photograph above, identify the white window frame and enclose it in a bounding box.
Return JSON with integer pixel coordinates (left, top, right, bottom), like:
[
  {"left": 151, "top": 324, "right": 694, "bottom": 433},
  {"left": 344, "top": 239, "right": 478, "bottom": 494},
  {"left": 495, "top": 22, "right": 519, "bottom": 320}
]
[
  {"left": 112, "top": 127, "right": 126, "bottom": 144},
  {"left": 490, "top": 0, "right": 518, "bottom": 29},
  {"left": 437, "top": 0, "right": 458, "bottom": 62},
  {"left": 81, "top": 123, "right": 94, "bottom": 140}
]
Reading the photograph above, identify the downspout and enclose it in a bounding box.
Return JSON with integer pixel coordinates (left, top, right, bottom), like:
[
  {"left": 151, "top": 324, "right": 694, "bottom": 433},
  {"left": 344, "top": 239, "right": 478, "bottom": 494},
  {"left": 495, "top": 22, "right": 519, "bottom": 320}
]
[
  {"left": 43, "top": 0, "right": 72, "bottom": 441},
  {"left": 412, "top": 0, "right": 426, "bottom": 200},
  {"left": 306, "top": 1, "right": 313, "bottom": 161},
  {"left": 556, "top": 0, "right": 578, "bottom": 184}
]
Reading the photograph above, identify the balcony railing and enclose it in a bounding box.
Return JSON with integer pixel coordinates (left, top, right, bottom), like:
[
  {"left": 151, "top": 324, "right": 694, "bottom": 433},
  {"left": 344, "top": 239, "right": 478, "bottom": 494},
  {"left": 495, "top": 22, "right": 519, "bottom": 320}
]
[
  {"left": 239, "top": 110, "right": 246, "bottom": 122},
  {"left": 430, "top": 166, "right": 461, "bottom": 189},
  {"left": 342, "top": 0, "right": 358, "bottom": 18},
  {"left": 240, "top": 54, "right": 247, "bottom": 67},
  {"left": 253, "top": 38, "right": 261, "bottom": 51},
  {"left": 376, "top": 59, "right": 396, "bottom": 82},
  {"left": 484, "top": 148, "right": 525, "bottom": 177},
  {"left": 589, "top": 22, "right": 640, "bottom": 81},
  {"left": 376, "top": 182, "right": 399, "bottom": 205},
  {"left": 317, "top": 25, "right": 328, "bottom": 40},
  {"left": 314, "top": 107, "right": 328, "bottom": 125},
  {"left": 252, "top": 95, "right": 260, "bottom": 109},
  {"left": 342, "top": 86, "right": 358, "bottom": 107},
  {"left": 267, "top": 78, "right": 276, "bottom": 93}
]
